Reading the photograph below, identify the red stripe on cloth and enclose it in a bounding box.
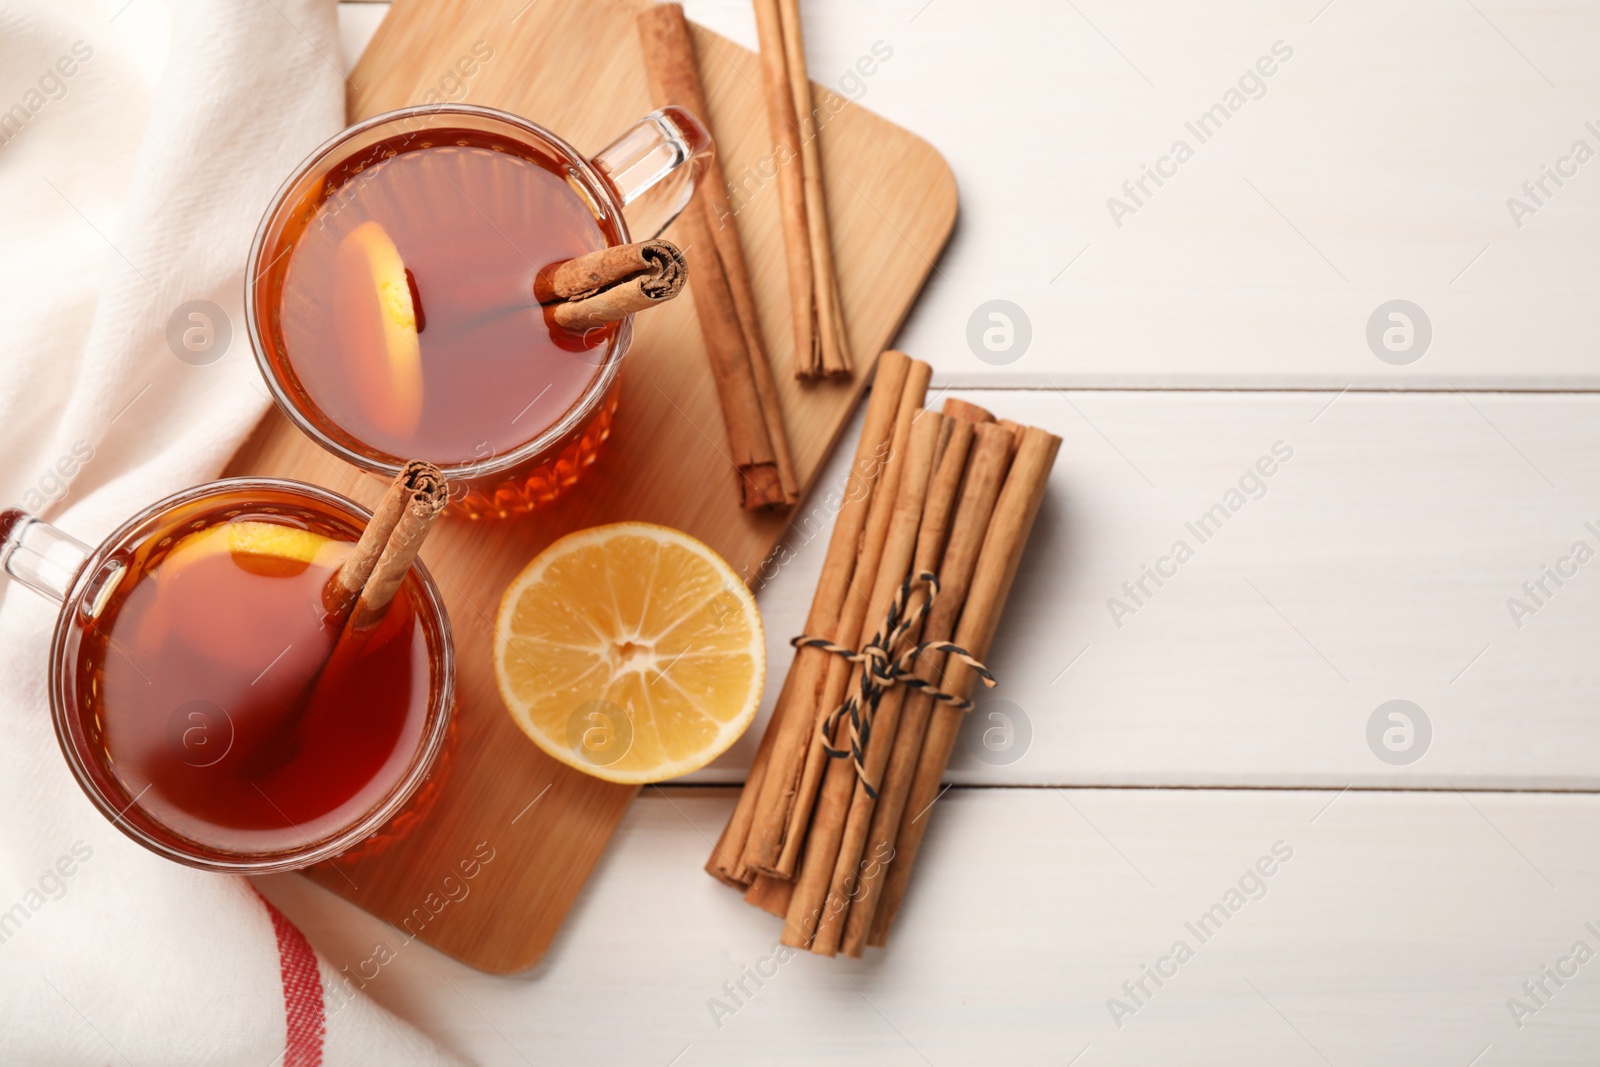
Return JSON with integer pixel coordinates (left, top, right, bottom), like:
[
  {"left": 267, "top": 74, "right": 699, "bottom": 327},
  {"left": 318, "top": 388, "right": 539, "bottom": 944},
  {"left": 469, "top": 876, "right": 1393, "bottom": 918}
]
[{"left": 256, "top": 891, "right": 325, "bottom": 1067}]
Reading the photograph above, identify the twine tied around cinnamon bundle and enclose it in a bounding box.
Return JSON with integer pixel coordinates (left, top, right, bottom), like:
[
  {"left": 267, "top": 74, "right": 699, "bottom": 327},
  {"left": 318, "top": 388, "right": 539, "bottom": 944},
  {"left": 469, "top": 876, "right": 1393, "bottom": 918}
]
[{"left": 791, "top": 572, "right": 995, "bottom": 798}]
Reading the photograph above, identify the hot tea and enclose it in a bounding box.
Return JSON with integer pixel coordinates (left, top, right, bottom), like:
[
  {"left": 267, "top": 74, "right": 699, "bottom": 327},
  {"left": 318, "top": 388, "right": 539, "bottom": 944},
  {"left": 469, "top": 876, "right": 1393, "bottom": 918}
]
[
  {"left": 249, "top": 104, "right": 712, "bottom": 517},
  {"left": 265, "top": 127, "right": 624, "bottom": 467},
  {"left": 58, "top": 496, "right": 435, "bottom": 858}
]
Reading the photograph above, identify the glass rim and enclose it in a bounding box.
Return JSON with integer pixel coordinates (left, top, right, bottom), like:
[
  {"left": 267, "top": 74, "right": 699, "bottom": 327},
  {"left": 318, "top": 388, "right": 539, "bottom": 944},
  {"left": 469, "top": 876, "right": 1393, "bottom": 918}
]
[
  {"left": 48, "top": 476, "right": 457, "bottom": 875},
  {"left": 244, "top": 102, "right": 631, "bottom": 483}
]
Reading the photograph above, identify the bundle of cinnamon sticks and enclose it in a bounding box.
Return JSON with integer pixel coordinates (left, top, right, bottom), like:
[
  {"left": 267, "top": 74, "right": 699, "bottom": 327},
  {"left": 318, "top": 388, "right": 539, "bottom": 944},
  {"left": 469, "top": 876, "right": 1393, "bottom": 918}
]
[{"left": 706, "top": 351, "right": 1061, "bottom": 955}]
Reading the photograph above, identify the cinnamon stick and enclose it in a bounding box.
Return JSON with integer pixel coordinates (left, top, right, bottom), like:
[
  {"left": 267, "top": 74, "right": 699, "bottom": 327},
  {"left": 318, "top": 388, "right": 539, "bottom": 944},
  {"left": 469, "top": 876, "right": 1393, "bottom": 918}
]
[
  {"left": 777, "top": 0, "right": 852, "bottom": 379},
  {"left": 841, "top": 421, "right": 1015, "bottom": 957},
  {"left": 769, "top": 358, "right": 932, "bottom": 878},
  {"left": 781, "top": 412, "right": 946, "bottom": 948},
  {"left": 942, "top": 397, "right": 996, "bottom": 425},
  {"left": 536, "top": 240, "right": 687, "bottom": 330},
  {"left": 324, "top": 460, "right": 442, "bottom": 621},
  {"left": 744, "top": 873, "right": 793, "bottom": 917},
  {"left": 672, "top": 200, "right": 787, "bottom": 508},
  {"left": 997, "top": 417, "right": 1025, "bottom": 449},
  {"left": 638, "top": 3, "right": 798, "bottom": 505},
  {"left": 867, "top": 425, "right": 1061, "bottom": 947},
  {"left": 751, "top": 0, "right": 816, "bottom": 378},
  {"left": 707, "top": 665, "right": 798, "bottom": 886},
  {"left": 254, "top": 464, "right": 447, "bottom": 781},
  {"left": 734, "top": 351, "right": 917, "bottom": 875},
  {"left": 290, "top": 461, "right": 448, "bottom": 741},
  {"left": 346, "top": 467, "right": 449, "bottom": 632},
  {"left": 810, "top": 417, "right": 975, "bottom": 955}
]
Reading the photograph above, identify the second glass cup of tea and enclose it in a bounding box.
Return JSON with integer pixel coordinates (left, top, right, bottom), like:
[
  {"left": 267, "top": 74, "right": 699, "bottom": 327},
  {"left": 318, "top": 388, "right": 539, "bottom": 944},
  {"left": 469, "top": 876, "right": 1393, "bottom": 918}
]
[
  {"left": 0, "top": 479, "right": 455, "bottom": 872},
  {"left": 247, "top": 104, "right": 712, "bottom": 518}
]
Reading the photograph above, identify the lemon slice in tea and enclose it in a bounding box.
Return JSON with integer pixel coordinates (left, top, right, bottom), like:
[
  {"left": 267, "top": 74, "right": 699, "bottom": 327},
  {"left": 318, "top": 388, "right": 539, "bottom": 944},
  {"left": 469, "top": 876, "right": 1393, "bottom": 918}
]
[
  {"left": 494, "top": 522, "right": 764, "bottom": 784},
  {"left": 144, "top": 520, "right": 349, "bottom": 671},
  {"left": 163, "top": 520, "right": 340, "bottom": 575},
  {"left": 335, "top": 219, "right": 424, "bottom": 438}
]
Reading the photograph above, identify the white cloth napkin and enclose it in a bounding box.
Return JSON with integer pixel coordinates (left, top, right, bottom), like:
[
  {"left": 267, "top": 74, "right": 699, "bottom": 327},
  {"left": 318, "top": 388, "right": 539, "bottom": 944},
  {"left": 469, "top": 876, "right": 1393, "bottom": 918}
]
[{"left": 0, "top": 1, "right": 461, "bottom": 1062}]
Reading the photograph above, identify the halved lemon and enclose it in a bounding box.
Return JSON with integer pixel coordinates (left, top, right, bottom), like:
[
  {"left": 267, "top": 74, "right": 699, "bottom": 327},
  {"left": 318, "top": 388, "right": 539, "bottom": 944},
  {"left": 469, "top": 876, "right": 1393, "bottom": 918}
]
[{"left": 494, "top": 522, "right": 764, "bottom": 784}]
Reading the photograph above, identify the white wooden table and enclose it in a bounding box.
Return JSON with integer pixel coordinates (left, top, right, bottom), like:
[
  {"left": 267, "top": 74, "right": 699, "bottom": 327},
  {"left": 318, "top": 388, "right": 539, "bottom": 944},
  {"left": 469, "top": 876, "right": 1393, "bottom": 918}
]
[{"left": 256, "top": 3, "right": 1600, "bottom": 1062}]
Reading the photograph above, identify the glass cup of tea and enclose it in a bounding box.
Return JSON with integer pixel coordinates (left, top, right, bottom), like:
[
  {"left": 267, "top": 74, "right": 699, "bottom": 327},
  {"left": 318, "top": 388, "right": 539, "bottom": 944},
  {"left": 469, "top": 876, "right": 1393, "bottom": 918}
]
[
  {"left": 246, "top": 103, "right": 713, "bottom": 519},
  {"left": 0, "top": 479, "right": 455, "bottom": 873}
]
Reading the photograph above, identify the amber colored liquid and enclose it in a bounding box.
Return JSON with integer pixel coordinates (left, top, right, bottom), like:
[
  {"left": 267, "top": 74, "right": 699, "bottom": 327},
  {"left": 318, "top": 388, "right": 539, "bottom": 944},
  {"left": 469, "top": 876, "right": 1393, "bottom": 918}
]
[
  {"left": 268, "top": 128, "right": 622, "bottom": 467},
  {"left": 65, "top": 503, "right": 433, "bottom": 857}
]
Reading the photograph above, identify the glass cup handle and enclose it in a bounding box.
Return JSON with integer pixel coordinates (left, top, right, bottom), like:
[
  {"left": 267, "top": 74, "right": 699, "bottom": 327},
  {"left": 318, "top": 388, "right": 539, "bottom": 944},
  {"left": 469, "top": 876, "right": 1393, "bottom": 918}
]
[
  {"left": 591, "top": 105, "right": 713, "bottom": 240},
  {"left": 0, "top": 509, "right": 89, "bottom": 606}
]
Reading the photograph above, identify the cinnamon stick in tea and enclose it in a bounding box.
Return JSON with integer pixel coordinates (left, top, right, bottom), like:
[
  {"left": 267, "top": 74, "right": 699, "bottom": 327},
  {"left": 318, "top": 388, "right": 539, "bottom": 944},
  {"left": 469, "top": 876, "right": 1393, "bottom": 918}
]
[
  {"left": 264, "top": 463, "right": 447, "bottom": 764},
  {"left": 769, "top": 358, "right": 932, "bottom": 878},
  {"left": 345, "top": 467, "right": 449, "bottom": 632},
  {"left": 777, "top": 0, "right": 852, "bottom": 379},
  {"left": 536, "top": 240, "right": 686, "bottom": 330},
  {"left": 325, "top": 461, "right": 446, "bottom": 625},
  {"left": 867, "top": 425, "right": 1061, "bottom": 947},
  {"left": 638, "top": 3, "right": 798, "bottom": 505},
  {"left": 810, "top": 417, "right": 975, "bottom": 955},
  {"left": 304, "top": 461, "right": 447, "bottom": 716},
  {"left": 734, "top": 351, "right": 916, "bottom": 875},
  {"left": 781, "top": 412, "right": 946, "bottom": 949},
  {"left": 840, "top": 421, "right": 1015, "bottom": 957}
]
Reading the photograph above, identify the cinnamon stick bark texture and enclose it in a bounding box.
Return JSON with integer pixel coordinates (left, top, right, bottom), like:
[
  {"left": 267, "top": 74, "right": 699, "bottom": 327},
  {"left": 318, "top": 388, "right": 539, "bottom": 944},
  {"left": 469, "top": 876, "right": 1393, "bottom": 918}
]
[
  {"left": 867, "top": 426, "right": 1062, "bottom": 947},
  {"left": 703, "top": 351, "right": 1059, "bottom": 957},
  {"left": 810, "top": 417, "right": 975, "bottom": 956},
  {"left": 777, "top": 0, "right": 852, "bottom": 379},
  {"left": 707, "top": 665, "right": 798, "bottom": 886},
  {"left": 347, "top": 465, "right": 450, "bottom": 631},
  {"left": 773, "top": 357, "right": 932, "bottom": 878},
  {"left": 671, "top": 200, "right": 788, "bottom": 508},
  {"left": 535, "top": 240, "right": 686, "bottom": 330},
  {"left": 942, "top": 396, "right": 996, "bottom": 425},
  {"left": 325, "top": 460, "right": 446, "bottom": 624},
  {"left": 751, "top": 0, "right": 816, "bottom": 378},
  {"left": 734, "top": 351, "right": 918, "bottom": 875},
  {"left": 997, "top": 417, "right": 1026, "bottom": 449},
  {"left": 782, "top": 412, "right": 945, "bottom": 949},
  {"left": 637, "top": 4, "right": 798, "bottom": 509},
  {"left": 744, "top": 872, "right": 793, "bottom": 917},
  {"left": 840, "top": 421, "right": 1015, "bottom": 957}
]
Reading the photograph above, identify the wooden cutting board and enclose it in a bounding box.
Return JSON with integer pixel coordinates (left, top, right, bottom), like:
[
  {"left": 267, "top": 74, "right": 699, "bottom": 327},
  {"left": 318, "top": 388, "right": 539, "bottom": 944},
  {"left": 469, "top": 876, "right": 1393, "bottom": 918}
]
[{"left": 228, "top": 0, "right": 955, "bottom": 972}]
